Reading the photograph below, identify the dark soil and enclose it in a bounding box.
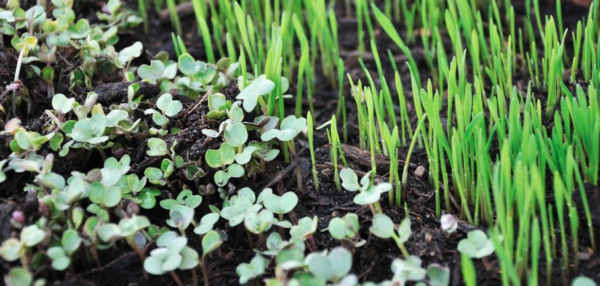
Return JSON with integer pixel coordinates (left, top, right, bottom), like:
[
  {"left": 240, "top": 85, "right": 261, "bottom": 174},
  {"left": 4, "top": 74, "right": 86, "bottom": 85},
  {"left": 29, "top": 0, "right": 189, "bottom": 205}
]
[{"left": 0, "top": 0, "right": 599, "bottom": 285}]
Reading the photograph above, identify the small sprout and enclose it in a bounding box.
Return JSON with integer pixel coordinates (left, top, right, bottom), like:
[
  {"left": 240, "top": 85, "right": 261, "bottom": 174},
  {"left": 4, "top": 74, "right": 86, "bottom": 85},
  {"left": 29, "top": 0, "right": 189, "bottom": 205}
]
[
  {"left": 206, "top": 93, "right": 231, "bottom": 120},
  {"left": 166, "top": 205, "right": 195, "bottom": 231},
  {"left": 0, "top": 238, "right": 21, "bottom": 261},
  {"left": 457, "top": 230, "right": 495, "bottom": 258},
  {"left": 327, "top": 213, "right": 365, "bottom": 247},
  {"left": 177, "top": 55, "right": 217, "bottom": 92},
  {"left": 145, "top": 93, "right": 182, "bottom": 131},
  {"left": 236, "top": 74, "right": 275, "bottom": 112},
  {"left": 290, "top": 216, "right": 319, "bottom": 251},
  {"left": 147, "top": 138, "right": 168, "bottom": 157},
  {"left": 145, "top": 167, "right": 165, "bottom": 186},
  {"left": 370, "top": 214, "right": 411, "bottom": 256},
  {"left": 202, "top": 230, "right": 223, "bottom": 257},
  {"left": 426, "top": 264, "right": 450, "bottom": 286},
  {"left": 235, "top": 145, "right": 259, "bottom": 165},
  {"left": 115, "top": 41, "right": 142, "bottom": 69},
  {"left": 89, "top": 182, "right": 122, "bottom": 208},
  {"left": 47, "top": 246, "right": 70, "bottom": 270},
  {"left": 340, "top": 168, "right": 391, "bottom": 205},
  {"left": 98, "top": 216, "right": 150, "bottom": 242},
  {"left": 571, "top": 276, "right": 597, "bottom": 286},
  {"left": 10, "top": 130, "right": 53, "bottom": 153},
  {"left": 262, "top": 191, "right": 298, "bottom": 222},
  {"left": 194, "top": 213, "right": 220, "bottom": 235},
  {"left": 156, "top": 93, "right": 183, "bottom": 117},
  {"left": 14, "top": 36, "right": 38, "bottom": 55},
  {"left": 4, "top": 267, "right": 44, "bottom": 286},
  {"left": 101, "top": 155, "right": 130, "bottom": 186},
  {"left": 224, "top": 122, "right": 248, "bottom": 148},
  {"left": 21, "top": 225, "right": 46, "bottom": 247},
  {"left": 160, "top": 190, "right": 202, "bottom": 210},
  {"left": 244, "top": 210, "right": 275, "bottom": 235},
  {"left": 71, "top": 114, "right": 108, "bottom": 144},
  {"left": 144, "top": 236, "right": 198, "bottom": 275},
  {"left": 291, "top": 216, "right": 318, "bottom": 241},
  {"left": 305, "top": 247, "right": 353, "bottom": 284},
  {"left": 220, "top": 192, "right": 261, "bottom": 226},
  {"left": 138, "top": 60, "right": 178, "bottom": 84},
  {"left": 236, "top": 254, "right": 269, "bottom": 284},
  {"left": 390, "top": 256, "right": 427, "bottom": 284},
  {"left": 199, "top": 230, "right": 223, "bottom": 286},
  {"left": 261, "top": 232, "right": 290, "bottom": 256},
  {"left": 138, "top": 188, "right": 161, "bottom": 209},
  {"left": 261, "top": 115, "right": 307, "bottom": 142},
  {"left": 205, "top": 143, "right": 235, "bottom": 169},
  {"left": 276, "top": 247, "right": 306, "bottom": 270},
  {"left": 51, "top": 93, "right": 75, "bottom": 114},
  {"left": 215, "top": 163, "right": 245, "bottom": 187},
  {"left": 440, "top": 214, "right": 458, "bottom": 234}
]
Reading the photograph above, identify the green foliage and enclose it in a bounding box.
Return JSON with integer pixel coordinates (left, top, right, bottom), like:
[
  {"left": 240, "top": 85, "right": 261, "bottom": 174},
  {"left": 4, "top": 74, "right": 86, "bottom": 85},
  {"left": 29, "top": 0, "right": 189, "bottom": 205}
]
[
  {"left": 138, "top": 60, "right": 178, "bottom": 84},
  {"left": 220, "top": 188, "right": 262, "bottom": 226},
  {"left": 236, "top": 254, "right": 269, "bottom": 284},
  {"left": 147, "top": 138, "right": 168, "bottom": 156},
  {"left": 457, "top": 230, "right": 495, "bottom": 258},
  {"left": 340, "top": 168, "right": 391, "bottom": 205},
  {"left": 390, "top": 256, "right": 427, "bottom": 284},
  {"left": 262, "top": 191, "right": 298, "bottom": 218},
  {"left": 572, "top": 276, "right": 597, "bottom": 286},
  {"left": 144, "top": 236, "right": 198, "bottom": 275},
  {"left": 115, "top": 41, "right": 142, "bottom": 69},
  {"left": 71, "top": 114, "right": 108, "bottom": 144},
  {"left": 160, "top": 190, "right": 202, "bottom": 210},
  {"left": 194, "top": 213, "right": 220, "bottom": 235},
  {"left": 236, "top": 74, "right": 275, "bottom": 112},
  {"left": 370, "top": 214, "right": 411, "bottom": 256},
  {"left": 327, "top": 213, "right": 364, "bottom": 246},
  {"left": 305, "top": 247, "right": 354, "bottom": 284},
  {"left": 205, "top": 143, "right": 235, "bottom": 169},
  {"left": 290, "top": 216, "right": 318, "bottom": 241},
  {"left": 201, "top": 230, "right": 223, "bottom": 257},
  {"left": 261, "top": 115, "right": 306, "bottom": 142}
]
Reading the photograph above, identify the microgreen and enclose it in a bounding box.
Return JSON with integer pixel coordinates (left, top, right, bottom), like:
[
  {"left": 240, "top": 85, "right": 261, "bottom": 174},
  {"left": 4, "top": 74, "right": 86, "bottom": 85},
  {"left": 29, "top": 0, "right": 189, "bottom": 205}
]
[
  {"left": 370, "top": 214, "right": 411, "bottom": 258},
  {"left": 138, "top": 60, "right": 178, "bottom": 84},
  {"left": 327, "top": 213, "right": 365, "bottom": 247},
  {"left": 340, "top": 168, "right": 390, "bottom": 210},
  {"left": 457, "top": 230, "right": 495, "bottom": 259},
  {"left": 236, "top": 74, "right": 275, "bottom": 113},
  {"left": 236, "top": 254, "right": 269, "bottom": 284},
  {"left": 390, "top": 256, "right": 427, "bottom": 284},
  {"left": 305, "top": 247, "right": 354, "bottom": 284},
  {"left": 262, "top": 190, "right": 298, "bottom": 222}
]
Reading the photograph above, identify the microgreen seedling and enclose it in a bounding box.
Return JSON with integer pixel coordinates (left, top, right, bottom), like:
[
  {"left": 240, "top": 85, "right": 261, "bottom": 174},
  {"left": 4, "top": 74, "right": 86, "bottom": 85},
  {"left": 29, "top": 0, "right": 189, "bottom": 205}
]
[
  {"left": 236, "top": 254, "right": 269, "bottom": 284},
  {"left": 390, "top": 256, "right": 427, "bottom": 284},
  {"left": 457, "top": 230, "right": 495, "bottom": 259},
  {"left": 327, "top": 213, "right": 365, "bottom": 247},
  {"left": 236, "top": 74, "right": 275, "bottom": 113},
  {"left": 370, "top": 214, "right": 411, "bottom": 257},
  {"left": 290, "top": 216, "right": 319, "bottom": 251},
  {"left": 305, "top": 247, "right": 354, "bottom": 284},
  {"left": 340, "top": 168, "right": 389, "bottom": 213}
]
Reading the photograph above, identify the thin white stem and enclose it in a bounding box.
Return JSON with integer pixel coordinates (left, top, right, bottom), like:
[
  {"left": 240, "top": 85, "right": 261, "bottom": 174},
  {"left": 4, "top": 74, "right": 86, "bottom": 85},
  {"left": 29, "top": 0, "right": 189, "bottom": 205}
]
[{"left": 12, "top": 50, "right": 25, "bottom": 116}]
